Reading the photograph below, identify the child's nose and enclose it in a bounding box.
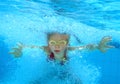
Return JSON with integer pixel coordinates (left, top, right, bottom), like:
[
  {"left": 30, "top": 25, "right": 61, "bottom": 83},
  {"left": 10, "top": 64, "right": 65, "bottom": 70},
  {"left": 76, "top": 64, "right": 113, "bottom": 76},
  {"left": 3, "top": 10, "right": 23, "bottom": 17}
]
[{"left": 55, "top": 45, "right": 60, "bottom": 49}]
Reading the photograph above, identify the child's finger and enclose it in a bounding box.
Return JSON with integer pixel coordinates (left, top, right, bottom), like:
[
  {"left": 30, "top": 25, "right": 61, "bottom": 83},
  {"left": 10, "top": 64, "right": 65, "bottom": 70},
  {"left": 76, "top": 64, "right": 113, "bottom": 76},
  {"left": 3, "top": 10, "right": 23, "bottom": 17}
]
[
  {"left": 107, "top": 45, "right": 115, "bottom": 48},
  {"left": 9, "top": 51, "right": 14, "bottom": 54},
  {"left": 12, "top": 47, "right": 18, "bottom": 50}
]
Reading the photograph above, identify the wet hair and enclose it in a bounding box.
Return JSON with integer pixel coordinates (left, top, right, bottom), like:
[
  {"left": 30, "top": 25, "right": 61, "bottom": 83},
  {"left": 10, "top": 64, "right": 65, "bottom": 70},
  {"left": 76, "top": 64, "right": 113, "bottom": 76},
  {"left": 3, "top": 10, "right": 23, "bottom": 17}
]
[{"left": 47, "top": 32, "right": 70, "bottom": 44}]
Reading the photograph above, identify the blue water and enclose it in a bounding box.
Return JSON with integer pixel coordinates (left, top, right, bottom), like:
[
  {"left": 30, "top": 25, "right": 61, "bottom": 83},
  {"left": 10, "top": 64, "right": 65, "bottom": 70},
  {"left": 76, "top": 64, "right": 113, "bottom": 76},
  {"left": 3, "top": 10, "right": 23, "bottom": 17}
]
[{"left": 0, "top": 0, "right": 120, "bottom": 84}]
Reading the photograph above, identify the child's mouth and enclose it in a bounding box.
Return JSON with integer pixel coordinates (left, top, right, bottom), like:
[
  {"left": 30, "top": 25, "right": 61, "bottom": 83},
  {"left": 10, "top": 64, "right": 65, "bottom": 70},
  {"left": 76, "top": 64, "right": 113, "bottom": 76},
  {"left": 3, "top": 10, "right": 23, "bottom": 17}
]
[{"left": 54, "top": 50, "right": 60, "bottom": 52}]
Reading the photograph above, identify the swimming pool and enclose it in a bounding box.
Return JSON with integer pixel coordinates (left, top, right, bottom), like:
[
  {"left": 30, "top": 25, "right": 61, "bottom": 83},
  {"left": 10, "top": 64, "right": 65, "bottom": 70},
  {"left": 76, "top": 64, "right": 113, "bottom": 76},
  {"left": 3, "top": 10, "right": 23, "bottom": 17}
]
[{"left": 0, "top": 0, "right": 120, "bottom": 84}]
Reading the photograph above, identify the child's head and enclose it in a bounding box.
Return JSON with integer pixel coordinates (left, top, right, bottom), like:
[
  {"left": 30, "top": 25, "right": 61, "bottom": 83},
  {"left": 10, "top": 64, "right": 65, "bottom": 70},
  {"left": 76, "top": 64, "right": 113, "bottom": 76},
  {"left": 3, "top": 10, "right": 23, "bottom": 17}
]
[{"left": 47, "top": 33, "right": 69, "bottom": 54}]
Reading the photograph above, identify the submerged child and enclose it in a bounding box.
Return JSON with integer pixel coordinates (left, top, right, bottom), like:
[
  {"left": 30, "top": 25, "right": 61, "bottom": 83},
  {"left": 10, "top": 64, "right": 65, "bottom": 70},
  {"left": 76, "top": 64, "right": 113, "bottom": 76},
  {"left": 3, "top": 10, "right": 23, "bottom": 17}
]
[{"left": 10, "top": 32, "right": 114, "bottom": 64}]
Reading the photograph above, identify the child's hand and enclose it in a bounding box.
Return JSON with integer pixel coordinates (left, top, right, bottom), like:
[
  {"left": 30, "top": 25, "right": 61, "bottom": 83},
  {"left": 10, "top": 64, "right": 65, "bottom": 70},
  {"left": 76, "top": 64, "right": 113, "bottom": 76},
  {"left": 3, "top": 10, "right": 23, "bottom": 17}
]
[
  {"left": 98, "top": 36, "right": 115, "bottom": 52},
  {"left": 9, "top": 42, "right": 24, "bottom": 57}
]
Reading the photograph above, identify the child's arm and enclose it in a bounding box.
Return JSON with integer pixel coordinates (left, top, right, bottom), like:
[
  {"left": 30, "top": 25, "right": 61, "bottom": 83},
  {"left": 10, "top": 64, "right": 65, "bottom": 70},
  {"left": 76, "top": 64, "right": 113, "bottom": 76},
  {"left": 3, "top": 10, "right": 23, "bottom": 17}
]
[
  {"left": 67, "top": 46, "right": 86, "bottom": 50},
  {"left": 68, "top": 36, "right": 114, "bottom": 52},
  {"left": 68, "top": 44, "right": 98, "bottom": 51},
  {"left": 9, "top": 42, "right": 45, "bottom": 57}
]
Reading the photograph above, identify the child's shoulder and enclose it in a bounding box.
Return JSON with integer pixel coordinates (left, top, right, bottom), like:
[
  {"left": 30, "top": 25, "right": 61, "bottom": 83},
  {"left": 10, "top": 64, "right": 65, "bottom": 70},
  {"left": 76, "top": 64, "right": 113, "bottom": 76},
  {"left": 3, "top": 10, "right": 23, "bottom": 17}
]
[{"left": 43, "top": 46, "right": 50, "bottom": 54}]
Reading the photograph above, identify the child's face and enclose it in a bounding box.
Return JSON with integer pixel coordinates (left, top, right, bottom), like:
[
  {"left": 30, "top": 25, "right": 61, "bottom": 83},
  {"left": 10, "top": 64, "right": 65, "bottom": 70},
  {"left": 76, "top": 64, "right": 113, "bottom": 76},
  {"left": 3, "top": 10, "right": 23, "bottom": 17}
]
[{"left": 48, "top": 34, "right": 69, "bottom": 54}]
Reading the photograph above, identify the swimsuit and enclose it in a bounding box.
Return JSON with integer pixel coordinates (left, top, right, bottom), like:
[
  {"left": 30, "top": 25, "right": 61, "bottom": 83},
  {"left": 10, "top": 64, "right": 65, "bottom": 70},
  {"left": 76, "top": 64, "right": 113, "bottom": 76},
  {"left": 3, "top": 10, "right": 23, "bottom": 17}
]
[{"left": 49, "top": 52, "right": 55, "bottom": 60}]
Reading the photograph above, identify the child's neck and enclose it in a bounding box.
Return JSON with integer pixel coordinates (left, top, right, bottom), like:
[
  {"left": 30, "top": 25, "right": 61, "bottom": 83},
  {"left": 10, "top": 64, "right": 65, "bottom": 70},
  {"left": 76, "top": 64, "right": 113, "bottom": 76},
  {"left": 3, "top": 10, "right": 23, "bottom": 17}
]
[
  {"left": 54, "top": 51, "right": 64, "bottom": 56},
  {"left": 53, "top": 51, "right": 65, "bottom": 60}
]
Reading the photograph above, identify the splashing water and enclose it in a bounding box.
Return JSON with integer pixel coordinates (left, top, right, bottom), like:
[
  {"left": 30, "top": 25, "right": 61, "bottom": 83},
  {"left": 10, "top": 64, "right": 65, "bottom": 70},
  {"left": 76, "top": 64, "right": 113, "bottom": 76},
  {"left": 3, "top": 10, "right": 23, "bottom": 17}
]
[{"left": 0, "top": 0, "right": 120, "bottom": 84}]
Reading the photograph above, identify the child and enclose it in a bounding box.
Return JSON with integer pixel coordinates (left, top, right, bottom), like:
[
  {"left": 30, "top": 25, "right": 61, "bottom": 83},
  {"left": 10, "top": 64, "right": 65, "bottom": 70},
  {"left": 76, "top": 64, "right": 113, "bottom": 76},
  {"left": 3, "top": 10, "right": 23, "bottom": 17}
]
[{"left": 9, "top": 32, "right": 114, "bottom": 64}]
